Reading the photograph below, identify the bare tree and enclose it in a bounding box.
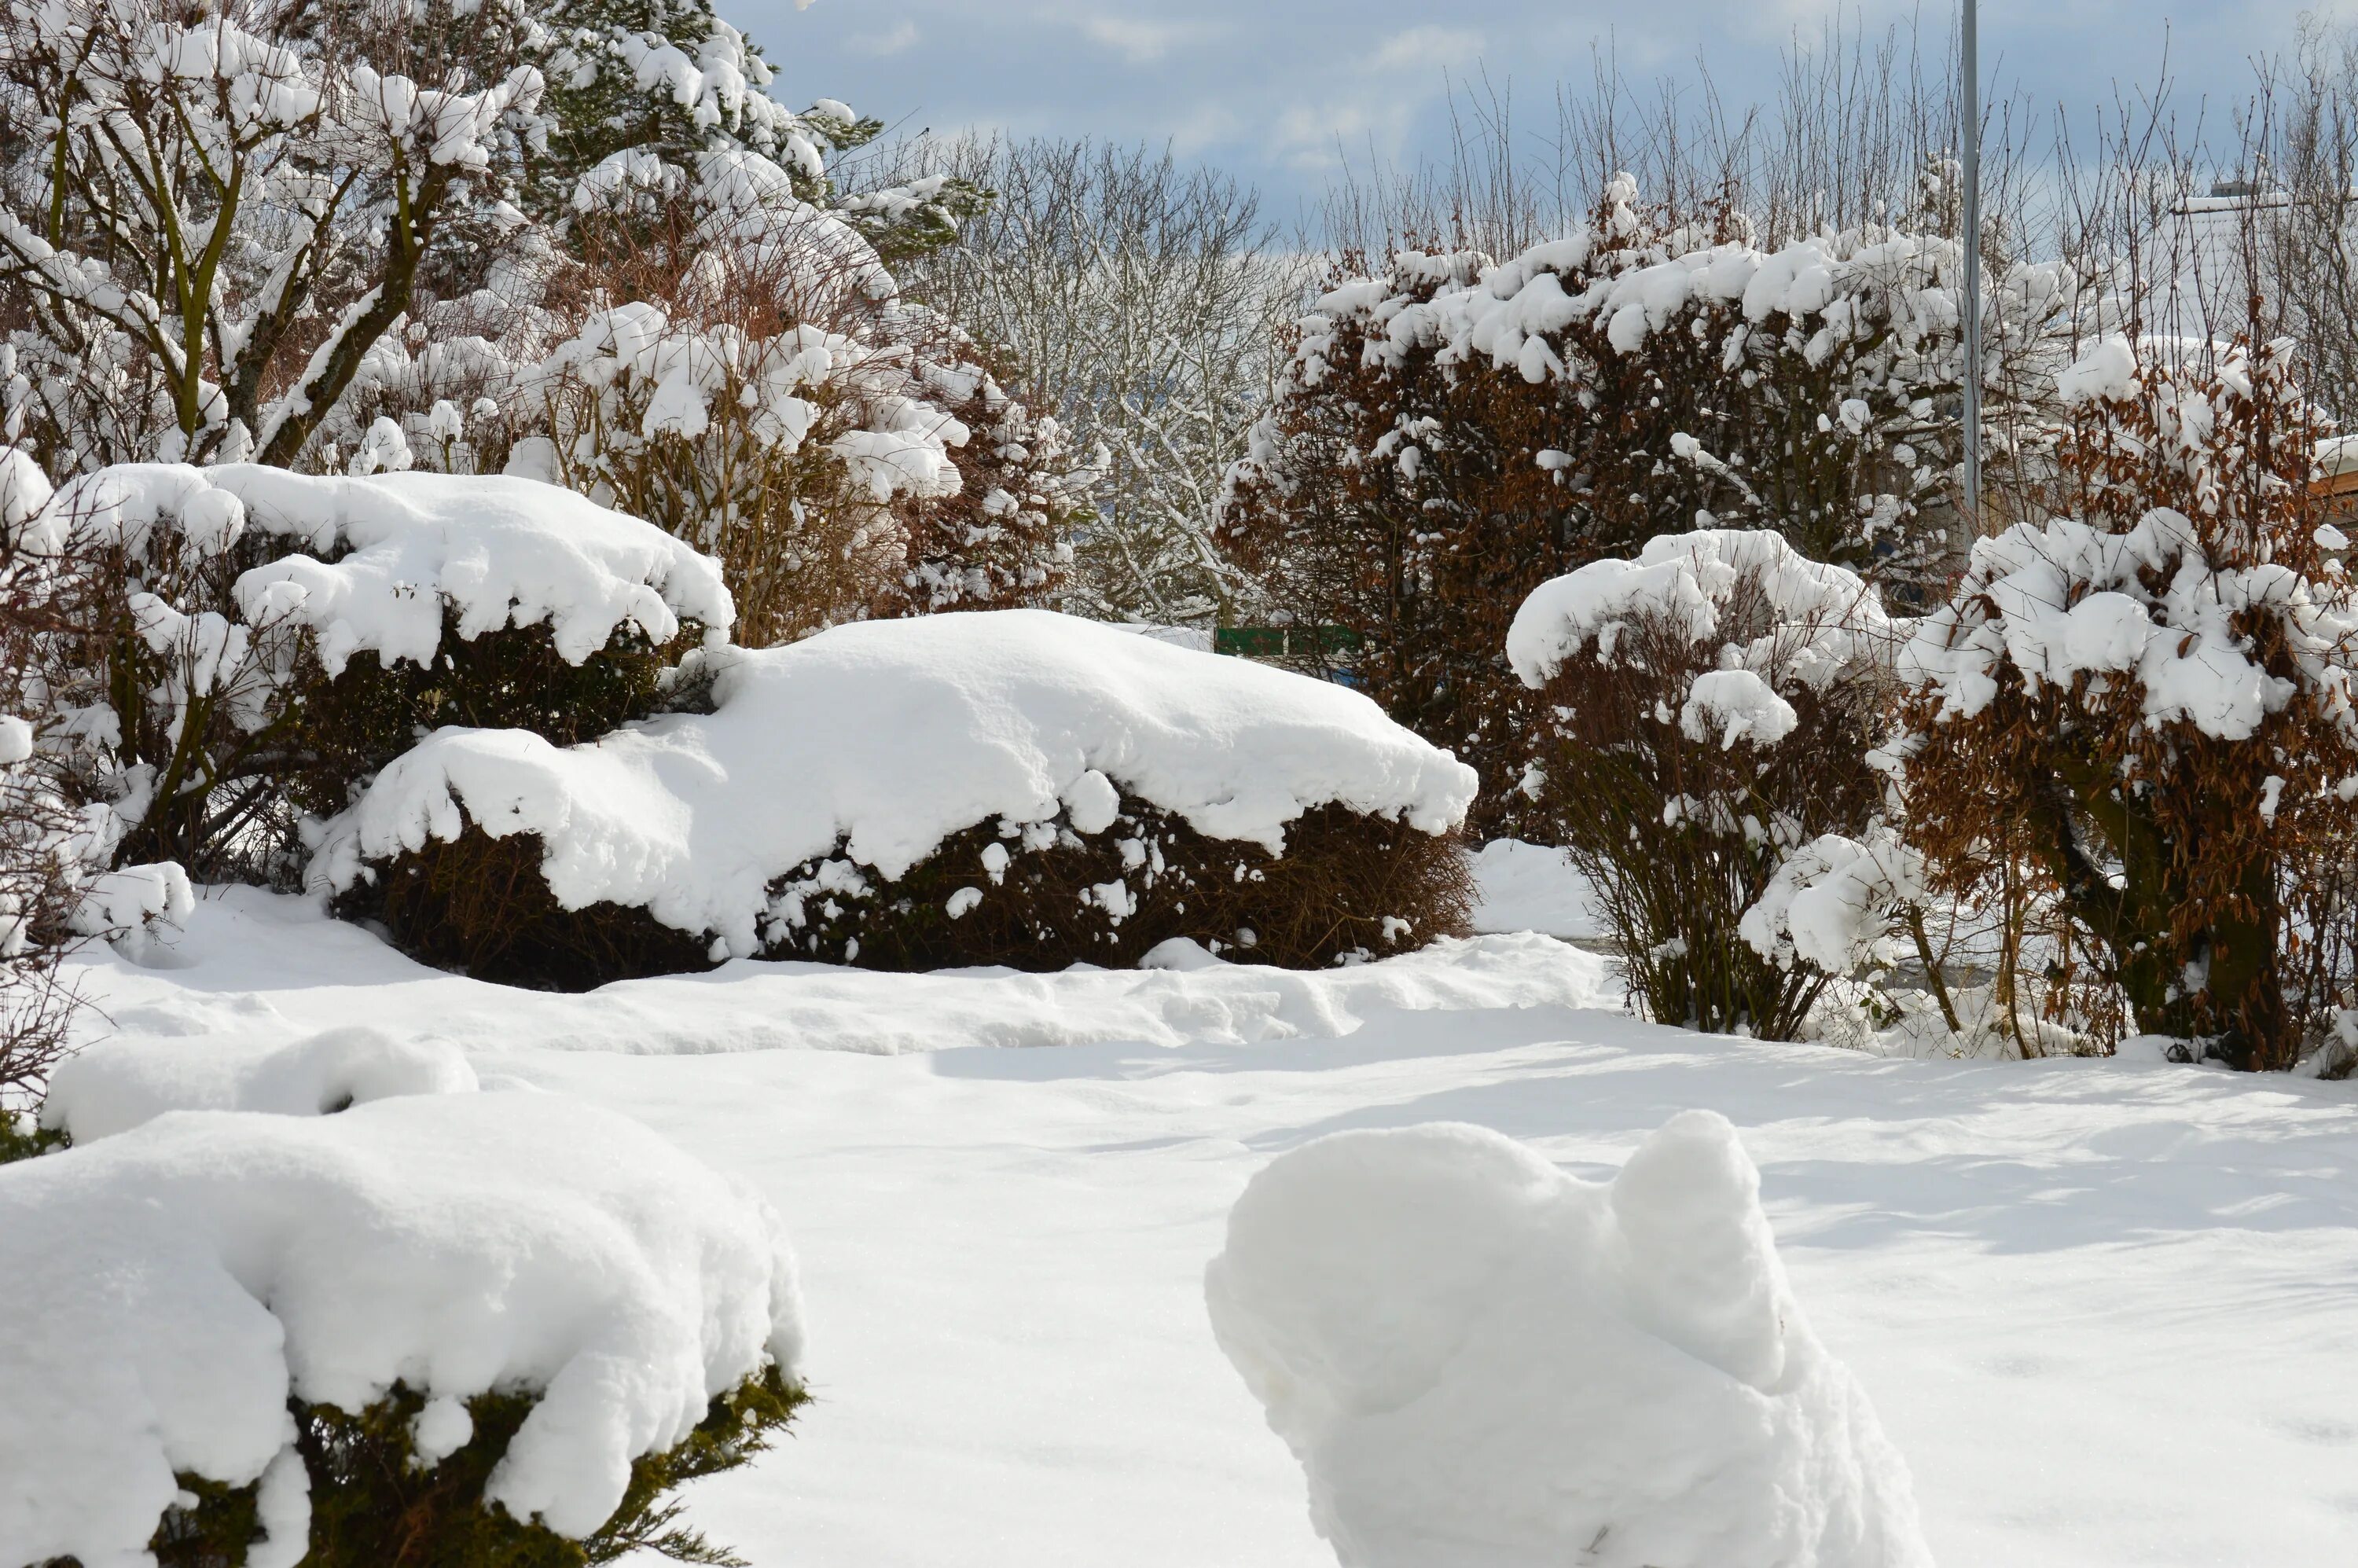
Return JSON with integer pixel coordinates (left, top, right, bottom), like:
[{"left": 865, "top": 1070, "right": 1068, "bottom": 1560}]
[{"left": 870, "top": 136, "right": 1310, "bottom": 626}]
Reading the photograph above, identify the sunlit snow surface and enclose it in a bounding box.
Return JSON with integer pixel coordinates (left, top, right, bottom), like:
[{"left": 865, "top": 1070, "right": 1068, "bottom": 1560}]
[{"left": 60, "top": 883, "right": 2358, "bottom": 1567}]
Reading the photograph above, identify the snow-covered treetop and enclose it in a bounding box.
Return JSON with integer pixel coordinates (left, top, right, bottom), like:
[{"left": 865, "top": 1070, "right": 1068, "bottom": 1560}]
[
  {"left": 1508, "top": 529, "right": 1894, "bottom": 691},
  {"left": 1898, "top": 504, "right": 2354, "bottom": 742},
  {"left": 311, "top": 608, "right": 1480, "bottom": 957},
  {"left": 24, "top": 463, "right": 733, "bottom": 673},
  {"left": 0, "top": 1050, "right": 802, "bottom": 1566}
]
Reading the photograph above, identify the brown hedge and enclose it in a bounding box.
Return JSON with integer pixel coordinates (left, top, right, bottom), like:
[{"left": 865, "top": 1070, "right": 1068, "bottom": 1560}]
[
  {"left": 276, "top": 613, "right": 705, "bottom": 822},
  {"left": 343, "top": 793, "right": 1475, "bottom": 990}
]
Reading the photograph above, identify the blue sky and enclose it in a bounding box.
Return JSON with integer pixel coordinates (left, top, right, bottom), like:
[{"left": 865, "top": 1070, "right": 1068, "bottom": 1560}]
[{"left": 740, "top": 2, "right": 2343, "bottom": 222}]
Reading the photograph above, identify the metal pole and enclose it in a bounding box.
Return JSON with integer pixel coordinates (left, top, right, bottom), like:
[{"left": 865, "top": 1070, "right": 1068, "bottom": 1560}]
[{"left": 1960, "top": 0, "right": 1982, "bottom": 528}]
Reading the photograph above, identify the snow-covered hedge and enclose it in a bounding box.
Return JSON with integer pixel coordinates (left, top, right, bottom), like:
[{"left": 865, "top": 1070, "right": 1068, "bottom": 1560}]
[
  {"left": 1206, "top": 1114, "right": 1932, "bottom": 1568},
  {"left": 0, "top": 1028, "right": 803, "bottom": 1567},
  {"left": 1221, "top": 173, "right": 2091, "bottom": 832},
  {"left": 317, "top": 609, "right": 1480, "bottom": 984},
  {"left": 1511, "top": 531, "right": 1895, "bottom": 1037},
  {"left": 13, "top": 459, "right": 732, "bottom": 873}
]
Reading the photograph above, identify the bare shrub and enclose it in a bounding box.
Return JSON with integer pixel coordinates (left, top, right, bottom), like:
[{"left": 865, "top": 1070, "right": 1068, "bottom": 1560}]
[{"left": 875, "top": 136, "right": 1309, "bottom": 626}]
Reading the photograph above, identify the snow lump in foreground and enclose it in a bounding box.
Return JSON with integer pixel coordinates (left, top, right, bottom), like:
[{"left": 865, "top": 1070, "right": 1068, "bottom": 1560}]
[{"left": 1205, "top": 1113, "right": 1933, "bottom": 1568}]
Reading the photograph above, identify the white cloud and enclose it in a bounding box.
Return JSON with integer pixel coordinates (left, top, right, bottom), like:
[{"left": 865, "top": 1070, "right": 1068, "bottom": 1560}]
[
  {"left": 1367, "top": 24, "right": 1486, "bottom": 72},
  {"left": 848, "top": 20, "right": 921, "bottom": 57},
  {"left": 1079, "top": 16, "right": 1192, "bottom": 63}
]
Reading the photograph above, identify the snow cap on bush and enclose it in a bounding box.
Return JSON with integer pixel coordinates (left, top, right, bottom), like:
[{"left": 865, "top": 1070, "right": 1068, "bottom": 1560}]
[
  {"left": 1740, "top": 826, "right": 1927, "bottom": 977},
  {"left": 313, "top": 608, "right": 1478, "bottom": 957},
  {"left": 0, "top": 1086, "right": 802, "bottom": 1567},
  {"left": 1205, "top": 1114, "right": 1932, "bottom": 1568},
  {"left": 1507, "top": 528, "right": 1892, "bottom": 690},
  {"left": 29, "top": 463, "right": 734, "bottom": 674},
  {"left": 1896, "top": 504, "right": 2345, "bottom": 743}
]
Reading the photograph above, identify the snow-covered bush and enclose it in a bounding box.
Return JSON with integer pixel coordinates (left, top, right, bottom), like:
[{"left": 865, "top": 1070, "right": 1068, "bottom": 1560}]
[
  {"left": 1220, "top": 174, "right": 2085, "bottom": 829},
  {"left": 0, "top": 449, "right": 187, "bottom": 1133},
  {"left": 0, "top": 1033, "right": 804, "bottom": 1567},
  {"left": 314, "top": 609, "right": 1480, "bottom": 986},
  {"left": 0, "top": 0, "right": 971, "bottom": 478},
  {"left": 326, "top": 167, "right": 1079, "bottom": 650},
  {"left": 1896, "top": 335, "right": 2358, "bottom": 1069},
  {"left": 13, "top": 461, "right": 729, "bottom": 876},
  {"left": 1509, "top": 530, "right": 1895, "bottom": 1037},
  {"left": 1205, "top": 1113, "right": 1933, "bottom": 1568}
]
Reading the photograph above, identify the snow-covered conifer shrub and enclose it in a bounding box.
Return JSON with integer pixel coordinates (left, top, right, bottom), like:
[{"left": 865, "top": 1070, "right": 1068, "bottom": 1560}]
[
  {"left": 1509, "top": 531, "right": 1893, "bottom": 1037},
  {"left": 13, "top": 462, "right": 729, "bottom": 878},
  {"left": 1895, "top": 336, "right": 2358, "bottom": 1069},
  {"left": 314, "top": 611, "right": 1480, "bottom": 987},
  {"left": 3, "top": 1041, "right": 806, "bottom": 1567},
  {"left": 1221, "top": 176, "right": 2084, "bottom": 831}
]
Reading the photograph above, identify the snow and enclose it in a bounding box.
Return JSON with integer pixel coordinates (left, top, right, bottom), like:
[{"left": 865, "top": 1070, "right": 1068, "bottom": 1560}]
[
  {"left": 68, "top": 862, "right": 194, "bottom": 962},
  {"left": 31, "top": 463, "right": 734, "bottom": 673},
  {"left": 65, "top": 885, "right": 1607, "bottom": 1059},
  {"left": 1742, "top": 828, "right": 1926, "bottom": 979},
  {"left": 1207, "top": 1114, "right": 1931, "bottom": 1566},
  {"left": 1507, "top": 529, "right": 1891, "bottom": 689},
  {"left": 1680, "top": 666, "right": 1800, "bottom": 749},
  {"left": 0, "top": 1081, "right": 801, "bottom": 1568},
  {"left": 2057, "top": 337, "right": 2141, "bottom": 404},
  {"left": 1467, "top": 839, "right": 1604, "bottom": 941},
  {"left": 1899, "top": 505, "right": 2349, "bottom": 743},
  {"left": 314, "top": 610, "right": 1478, "bottom": 956},
  {"left": 47, "top": 887, "right": 2358, "bottom": 1567},
  {"left": 43, "top": 1024, "right": 479, "bottom": 1143}
]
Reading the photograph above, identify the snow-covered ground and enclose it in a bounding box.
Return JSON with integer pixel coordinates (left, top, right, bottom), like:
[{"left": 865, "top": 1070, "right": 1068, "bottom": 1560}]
[{"left": 58, "top": 881, "right": 2358, "bottom": 1567}]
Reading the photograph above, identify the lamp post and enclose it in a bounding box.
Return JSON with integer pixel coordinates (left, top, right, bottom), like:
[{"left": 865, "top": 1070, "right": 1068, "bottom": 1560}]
[{"left": 1961, "top": 0, "right": 1982, "bottom": 529}]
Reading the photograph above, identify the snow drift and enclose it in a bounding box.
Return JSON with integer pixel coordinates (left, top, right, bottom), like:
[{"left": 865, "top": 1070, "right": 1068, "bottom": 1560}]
[
  {"left": 313, "top": 608, "right": 1479, "bottom": 958},
  {"left": 41, "top": 1023, "right": 479, "bottom": 1143},
  {"left": 0, "top": 1082, "right": 803, "bottom": 1568},
  {"left": 1205, "top": 1114, "right": 1933, "bottom": 1568}
]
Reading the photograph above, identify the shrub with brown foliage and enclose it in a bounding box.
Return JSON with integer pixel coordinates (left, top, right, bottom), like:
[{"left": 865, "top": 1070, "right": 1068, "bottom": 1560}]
[
  {"left": 343, "top": 186, "right": 1085, "bottom": 650},
  {"left": 1895, "top": 335, "right": 2358, "bottom": 1069},
  {"left": 1513, "top": 531, "right": 1893, "bottom": 1037},
  {"left": 344, "top": 796, "right": 1473, "bottom": 991}
]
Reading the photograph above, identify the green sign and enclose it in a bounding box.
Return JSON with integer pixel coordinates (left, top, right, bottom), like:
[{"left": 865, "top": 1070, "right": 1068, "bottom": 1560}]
[{"left": 1214, "top": 626, "right": 1362, "bottom": 658}]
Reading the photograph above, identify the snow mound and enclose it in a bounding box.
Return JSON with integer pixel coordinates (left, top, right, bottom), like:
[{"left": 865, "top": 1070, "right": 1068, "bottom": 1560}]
[
  {"left": 43, "top": 1024, "right": 479, "bottom": 1143},
  {"left": 1206, "top": 1114, "right": 1933, "bottom": 1568},
  {"left": 313, "top": 609, "right": 1478, "bottom": 957},
  {"left": 0, "top": 1089, "right": 802, "bottom": 1568},
  {"left": 39, "top": 464, "right": 733, "bottom": 674}
]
